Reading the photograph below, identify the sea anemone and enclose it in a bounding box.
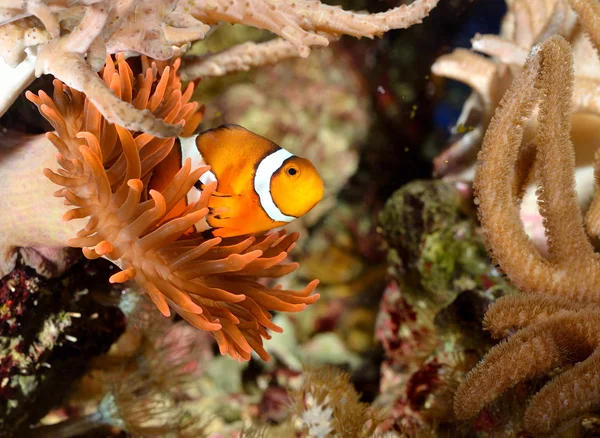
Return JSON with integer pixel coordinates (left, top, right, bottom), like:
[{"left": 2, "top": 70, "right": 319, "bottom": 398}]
[{"left": 18, "top": 54, "right": 319, "bottom": 361}]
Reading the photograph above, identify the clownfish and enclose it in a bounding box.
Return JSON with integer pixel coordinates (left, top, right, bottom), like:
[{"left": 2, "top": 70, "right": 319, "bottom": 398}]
[{"left": 151, "top": 124, "right": 324, "bottom": 238}]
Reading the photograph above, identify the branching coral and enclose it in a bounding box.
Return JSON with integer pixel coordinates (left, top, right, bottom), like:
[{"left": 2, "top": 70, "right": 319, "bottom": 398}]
[
  {"left": 2, "top": 54, "right": 319, "bottom": 362},
  {"left": 180, "top": 0, "right": 440, "bottom": 79},
  {"left": 453, "top": 35, "right": 600, "bottom": 435},
  {"left": 291, "top": 366, "right": 382, "bottom": 437},
  {"left": 180, "top": 38, "right": 300, "bottom": 80},
  {"left": 431, "top": 0, "right": 600, "bottom": 257},
  {"left": 0, "top": 0, "right": 439, "bottom": 134}
]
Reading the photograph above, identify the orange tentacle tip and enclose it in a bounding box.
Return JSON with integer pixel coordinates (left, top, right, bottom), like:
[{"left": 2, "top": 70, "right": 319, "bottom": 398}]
[
  {"left": 109, "top": 267, "right": 136, "bottom": 284},
  {"left": 127, "top": 179, "right": 144, "bottom": 191},
  {"left": 95, "top": 240, "right": 114, "bottom": 255}
]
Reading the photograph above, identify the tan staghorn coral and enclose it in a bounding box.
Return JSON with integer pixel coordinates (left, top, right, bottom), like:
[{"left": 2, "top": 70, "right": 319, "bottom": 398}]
[
  {"left": 180, "top": 38, "right": 301, "bottom": 80},
  {"left": 2, "top": 54, "right": 319, "bottom": 362},
  {"left": 453, "top": 35, "right": 600, "bottom": 435},
  {"left": 0, "top": 0, "right": 439, "bottom": 133},
  {"left": 180, "top": 0, "right": 440, "bottom": 79},
  {"left": 183, "top": 0, "right": 439, "bottom": 58}
]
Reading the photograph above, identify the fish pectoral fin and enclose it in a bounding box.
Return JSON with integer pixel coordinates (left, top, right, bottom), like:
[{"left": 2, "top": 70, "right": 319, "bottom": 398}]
[
  {"left": 209, "top": 194, "right": 241, "bottom": 209},
  {"left": 208, "top": 206, "right": 229, "bottom": 216},
  {"left": 206, "top": 214, "right": 238, "bottom": 231},
  {"left": 211, "top": 191, "right": 233, "bottom": 198},
  {"left": 206, "top": 195, "right": 246, "bottom": 232},
  {"left": 207, "top": 194, "right": 244, "bottom": 221},
  {"left": 199, "top": 182, "right": 232, "bottom": 198}
]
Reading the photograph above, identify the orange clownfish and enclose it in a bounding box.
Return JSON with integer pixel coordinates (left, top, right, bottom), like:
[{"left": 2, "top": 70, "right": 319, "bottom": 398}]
[{"left": 151, "top": 124, "right": 324, "bottom": 238}]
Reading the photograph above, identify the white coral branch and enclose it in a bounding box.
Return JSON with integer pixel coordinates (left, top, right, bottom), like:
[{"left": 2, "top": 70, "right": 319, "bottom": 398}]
[
  {"left": 37, "top": 42, "right": 183, "bottom": 137},
  {"left": 34, "top": 1, "right": 184, "bottom": 137},
  {"left": 0, "top": 46, "right": 37, "bottom": 118},
  {"left": 0, "top": 17, "right": 50, "bottom": 67},
  {"left": 185, "top": 0, "right": 440, "bottom": 57},
  {"left": 0, "top": 0, "right": 103, "bottom": 36},
  {"left": 181, "top": 38, "right": 299, "bottom": 80},
  {"left": 432, "top": 49, "right": 501, "bottom": 108}
]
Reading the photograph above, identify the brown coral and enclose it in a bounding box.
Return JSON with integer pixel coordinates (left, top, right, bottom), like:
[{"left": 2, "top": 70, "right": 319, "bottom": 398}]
[
  {"left": 431, "top": 0, "right": 600, "bottom": 179},
  {"left": 24, "top": 54, "right": 319, "bottom": 362},
  {"left": 453, "top": 35, "right": 600, "bottom": 435}
]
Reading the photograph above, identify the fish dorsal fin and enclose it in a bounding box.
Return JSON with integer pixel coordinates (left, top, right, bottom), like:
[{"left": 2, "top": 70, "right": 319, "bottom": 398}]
[{"left": 196, "top": 124, "right": 279, "bottom": 195}]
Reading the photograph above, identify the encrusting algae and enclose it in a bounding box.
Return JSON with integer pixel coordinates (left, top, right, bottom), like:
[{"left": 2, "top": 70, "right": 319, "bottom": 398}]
[{"left": 9, "top": 53, "right": 320, "bottom": 362}]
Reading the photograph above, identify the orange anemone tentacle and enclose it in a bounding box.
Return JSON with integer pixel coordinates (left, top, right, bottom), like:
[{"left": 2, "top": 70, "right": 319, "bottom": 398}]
[{"left": 27, "top": 54, "right": 319, "bottom": 361}]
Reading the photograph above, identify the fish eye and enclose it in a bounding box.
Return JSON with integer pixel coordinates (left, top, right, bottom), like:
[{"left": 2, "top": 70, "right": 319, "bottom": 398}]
[{"left": 287, "top": 167, "right": 298, "bottom": 176}]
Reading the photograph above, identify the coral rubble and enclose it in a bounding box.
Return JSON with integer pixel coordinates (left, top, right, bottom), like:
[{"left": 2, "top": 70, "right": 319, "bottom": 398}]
[{"left": 0, "top": 260, "right": 125, "bottom": 437}]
